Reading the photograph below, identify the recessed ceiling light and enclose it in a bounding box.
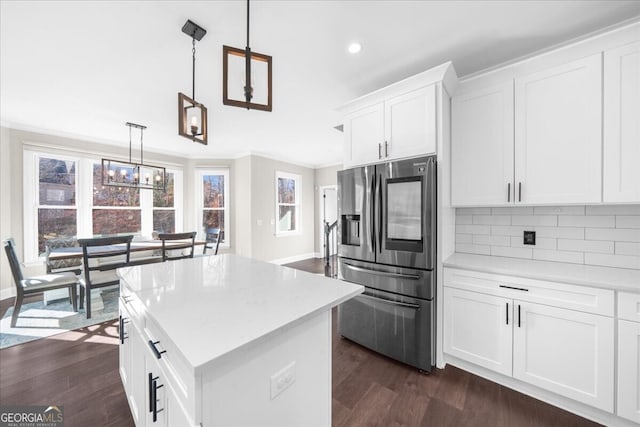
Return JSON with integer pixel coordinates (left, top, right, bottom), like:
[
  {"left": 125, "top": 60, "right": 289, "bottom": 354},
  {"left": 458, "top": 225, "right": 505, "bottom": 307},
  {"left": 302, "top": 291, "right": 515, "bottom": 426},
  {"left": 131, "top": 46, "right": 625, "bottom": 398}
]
[{"left": 348, "top": 42, "right": 362, "bottom": 54}]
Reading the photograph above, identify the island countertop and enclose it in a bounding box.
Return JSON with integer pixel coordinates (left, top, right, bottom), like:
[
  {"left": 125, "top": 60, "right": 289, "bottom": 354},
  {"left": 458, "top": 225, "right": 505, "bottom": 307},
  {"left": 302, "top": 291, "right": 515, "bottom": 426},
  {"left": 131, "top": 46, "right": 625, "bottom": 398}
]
[{"left": 117, "top": 254, "right": 363, "bottom": 373}]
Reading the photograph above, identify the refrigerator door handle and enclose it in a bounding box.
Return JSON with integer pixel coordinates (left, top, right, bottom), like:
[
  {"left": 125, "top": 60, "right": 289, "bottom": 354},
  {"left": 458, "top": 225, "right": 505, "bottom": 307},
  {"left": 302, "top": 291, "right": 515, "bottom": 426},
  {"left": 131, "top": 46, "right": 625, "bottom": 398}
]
[
  {"left": 342, "top": 262, "right": 421, "bottom": 280},
  {"left": 377, "top": 173, "right": 383, "bottom": 254},
  {"left": 370, "top": 172, "right": 376, "bottom": 252},
  {"left": 359, "top": 293, "right": 421, "bottom": 309}
]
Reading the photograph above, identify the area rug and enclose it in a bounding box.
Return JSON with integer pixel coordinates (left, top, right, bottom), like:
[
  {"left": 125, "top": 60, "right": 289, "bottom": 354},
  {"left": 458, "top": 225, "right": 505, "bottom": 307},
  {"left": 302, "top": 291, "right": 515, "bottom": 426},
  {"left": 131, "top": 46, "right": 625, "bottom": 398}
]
[{"left": 0, "top": 288, "right": 119, "bottom": 349}]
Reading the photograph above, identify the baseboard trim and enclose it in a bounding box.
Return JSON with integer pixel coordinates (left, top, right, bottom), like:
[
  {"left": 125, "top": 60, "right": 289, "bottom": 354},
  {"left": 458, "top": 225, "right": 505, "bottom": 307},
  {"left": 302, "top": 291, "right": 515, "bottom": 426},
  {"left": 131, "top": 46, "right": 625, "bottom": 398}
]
[
  {"left": 269, "top": 253, "right": 318, "bottom": 265},
  {"left": 1, "top": 287, "right": 15, "bottom": 301}
]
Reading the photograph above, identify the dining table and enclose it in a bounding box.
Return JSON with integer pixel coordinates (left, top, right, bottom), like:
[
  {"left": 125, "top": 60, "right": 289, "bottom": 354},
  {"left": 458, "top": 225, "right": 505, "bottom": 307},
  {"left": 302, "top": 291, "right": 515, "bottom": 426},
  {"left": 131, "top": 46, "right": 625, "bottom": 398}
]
[{"left": 48, "top": 240, "right": 208, "bottom": 261}]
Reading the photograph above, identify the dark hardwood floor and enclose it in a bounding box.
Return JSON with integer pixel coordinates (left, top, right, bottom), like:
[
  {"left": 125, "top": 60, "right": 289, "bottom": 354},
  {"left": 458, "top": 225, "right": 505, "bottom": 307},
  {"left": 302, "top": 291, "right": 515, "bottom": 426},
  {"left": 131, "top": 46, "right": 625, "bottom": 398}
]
[{"left": 0, "top": 258, "right": 601, "bottom": 427}]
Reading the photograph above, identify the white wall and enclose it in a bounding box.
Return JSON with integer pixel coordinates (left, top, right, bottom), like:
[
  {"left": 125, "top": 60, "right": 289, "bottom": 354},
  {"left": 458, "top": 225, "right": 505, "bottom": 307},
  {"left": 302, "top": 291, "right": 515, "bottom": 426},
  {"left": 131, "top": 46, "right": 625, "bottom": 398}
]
[
  {"left": 0, "top": 127, "right": 12, "bottom": 300},
  {"left": 234, "top": 155, "right": 252, "bottom": 258}
]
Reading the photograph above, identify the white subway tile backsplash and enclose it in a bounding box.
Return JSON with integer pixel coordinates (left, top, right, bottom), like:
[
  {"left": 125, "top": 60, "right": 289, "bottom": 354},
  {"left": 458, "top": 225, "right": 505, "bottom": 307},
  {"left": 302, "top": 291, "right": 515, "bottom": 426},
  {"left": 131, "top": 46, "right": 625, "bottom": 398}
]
[
  {"left": 586, "top": 205, "right": 640, "bottom": 215},
  {"left": 557, "top": 239, "right": 614, "bottom": 254},
  {"left": 457, "top": 207, "right": 492, "bottom": 215},
  {"left": 455, "top": 204, "right": 640, "bottom": 270},
  {"left": 617, "top": 216, "right": 640, "bottom": 229},
  {"left": 512, "top": 215, "right": 557, "bottom": 227},
  {"left": 456, "top": 243, "right": 491, "bottom": 255},
  {"left": 491, "top": 246, "right": 533, "bottom": 259},
  {"left": 534, "top": 227, "right": 585, "bottom": 239},
  {"left": 456, "top": 234, "right": 473, "bottom": 244},
  {"left": 457, "top": 224, "right": 491, "bottom": 235},
  {"left": 473, "top": 235, "right": 510, "bottom": 247},
  {"left": 584, "top": 253, "right": 640, "bottom": 269},
  {"left": 491, "top": 207, "right": 534, "bottom": 215},
  {"left": 456, "top": 215, "right": 473, "bottom": 225},
  {"left": 533, "top": 249, "right": 584, "bottom": 264},
  {"left": 558, "top": 215, "right": 615, "bottom": 228},
  {"left": 511, "top": 236, "right": 556, "bottom": 250},
  {"left": 616, "top": 242, "right": 640, "bottom": 256},
  {"left": 473, "top": 215, "right": 511, "bottom": 225},
  {"left": 585, "top": 228, "right": 640, "bottom": 243},
  {"left": 534, "top": 206, "right": 585, "bottom": 216},
  {"left": 491, "top": 225, "right": 527, "bottom": 237}
]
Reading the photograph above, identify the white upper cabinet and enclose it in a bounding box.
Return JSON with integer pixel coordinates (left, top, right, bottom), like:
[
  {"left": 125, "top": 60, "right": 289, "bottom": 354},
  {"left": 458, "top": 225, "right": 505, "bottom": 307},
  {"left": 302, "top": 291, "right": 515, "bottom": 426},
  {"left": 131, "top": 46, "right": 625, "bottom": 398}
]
[
  {"left": 384, "top": 85, "right": 437, "bottom": 160},
  {"left": 343, "top": 103, "right": 385, "bottom": 167},
  {"left": 514, "top": 53, "right": 602, "bottom": 204},
  {"left": 451, "top": 82, "right": 514, "bottom": 206},
  {"left": 603, "top": 41, "right": 640, "bottom": 203},
  {"left": 343, "top": 86, "right": 436, "bottom": 167}
]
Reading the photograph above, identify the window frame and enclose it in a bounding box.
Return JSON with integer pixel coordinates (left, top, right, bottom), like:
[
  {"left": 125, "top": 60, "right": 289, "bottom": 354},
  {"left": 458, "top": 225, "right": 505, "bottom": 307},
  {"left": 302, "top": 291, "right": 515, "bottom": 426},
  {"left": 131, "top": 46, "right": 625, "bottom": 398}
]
[
  {"left": 195, "top": 168, "right": 230, "bottom": 248},
  {"left": 275, "top": 171, "right": 302, "bottom": 236},
  {"left": 23, "top": 148, "right": 183, "bottom": 264}
]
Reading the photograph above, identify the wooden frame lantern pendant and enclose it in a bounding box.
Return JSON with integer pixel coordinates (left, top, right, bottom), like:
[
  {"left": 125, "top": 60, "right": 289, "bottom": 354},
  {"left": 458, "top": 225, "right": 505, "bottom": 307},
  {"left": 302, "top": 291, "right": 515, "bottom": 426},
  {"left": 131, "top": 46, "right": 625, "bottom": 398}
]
[
  {"left": 223, "top": 0, "right": 272, "bottom": 111},
  {"left": 179, "top": 19, "right": 208, "bottom": 145}
]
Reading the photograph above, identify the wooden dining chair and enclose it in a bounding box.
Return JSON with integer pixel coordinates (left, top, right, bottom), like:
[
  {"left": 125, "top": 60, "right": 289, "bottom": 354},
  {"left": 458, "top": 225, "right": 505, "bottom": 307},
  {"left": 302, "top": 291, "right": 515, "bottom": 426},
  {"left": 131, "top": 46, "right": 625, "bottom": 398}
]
[
  {"left": 4, "top": 238, "right": 78, "bottom": 328},
  {"left": 202, "top": 228, "right": 222, "bottom": 255},
  {"left": 159, "top": 232, "right": 197, "bottom": 261},
  {"left": 78, "top": 235, "right": 132, "bottom": 319}
]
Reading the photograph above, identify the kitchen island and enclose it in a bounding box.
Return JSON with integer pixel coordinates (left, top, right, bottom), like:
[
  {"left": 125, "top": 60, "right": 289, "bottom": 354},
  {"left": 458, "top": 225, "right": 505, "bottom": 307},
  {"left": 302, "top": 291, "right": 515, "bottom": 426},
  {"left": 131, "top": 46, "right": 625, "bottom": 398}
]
[{"left": 116, "top": 254, "right": 363, "bottom": 427}]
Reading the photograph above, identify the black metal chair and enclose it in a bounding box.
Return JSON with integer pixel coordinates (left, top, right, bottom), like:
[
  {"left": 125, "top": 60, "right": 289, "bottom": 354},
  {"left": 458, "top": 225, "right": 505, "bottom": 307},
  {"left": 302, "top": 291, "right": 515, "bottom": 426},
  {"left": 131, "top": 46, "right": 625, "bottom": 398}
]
[
  {"left": 4, "top": 238, "right": 78, "bottom": 328},
  {"left": 159, "top": 232, "right": 197, "bottom": 261},
  {"left": 78, "top": 235, "right": 133, "bottom": 319},
  {"left": 202, "top": 228, "right": 222, "bottom": 255}
]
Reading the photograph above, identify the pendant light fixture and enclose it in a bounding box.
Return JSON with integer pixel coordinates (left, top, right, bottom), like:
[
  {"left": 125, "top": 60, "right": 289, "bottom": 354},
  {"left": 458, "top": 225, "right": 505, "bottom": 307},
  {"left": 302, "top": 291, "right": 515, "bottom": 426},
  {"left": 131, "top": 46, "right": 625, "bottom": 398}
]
[
  {"left": 101, "top": 122, "right": 166, "bottom": 190},
  {"left": 179, "top": 19, "right": 208, "bottom": 145},
  {"left": 223, "top": 0, "right": 272, "bottom": 111}
]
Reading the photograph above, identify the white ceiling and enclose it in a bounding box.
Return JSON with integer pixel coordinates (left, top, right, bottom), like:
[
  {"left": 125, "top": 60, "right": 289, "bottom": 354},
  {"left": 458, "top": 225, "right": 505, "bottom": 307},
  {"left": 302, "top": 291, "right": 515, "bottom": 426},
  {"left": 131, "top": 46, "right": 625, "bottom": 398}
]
[{"left": 2, "top": 1, "right": 640, "bottom": 168}]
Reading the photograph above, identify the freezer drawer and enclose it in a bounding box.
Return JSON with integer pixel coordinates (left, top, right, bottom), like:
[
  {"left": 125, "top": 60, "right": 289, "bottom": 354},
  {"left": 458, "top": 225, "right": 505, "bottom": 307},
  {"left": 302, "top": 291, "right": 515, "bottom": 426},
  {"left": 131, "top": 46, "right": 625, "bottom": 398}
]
[
  {"left": 338, "top": 287, "right": 434, "bottom": 371},
  {"left": 339, "top": 258, "right": 434, "bottom": 300}
]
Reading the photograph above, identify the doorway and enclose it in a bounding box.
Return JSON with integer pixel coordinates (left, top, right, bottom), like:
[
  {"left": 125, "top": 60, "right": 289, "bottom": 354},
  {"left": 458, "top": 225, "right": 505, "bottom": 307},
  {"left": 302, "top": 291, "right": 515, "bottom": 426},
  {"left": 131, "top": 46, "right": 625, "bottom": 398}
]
[{"left": 318, "top": 185, "right": 337, "bottom": 257}]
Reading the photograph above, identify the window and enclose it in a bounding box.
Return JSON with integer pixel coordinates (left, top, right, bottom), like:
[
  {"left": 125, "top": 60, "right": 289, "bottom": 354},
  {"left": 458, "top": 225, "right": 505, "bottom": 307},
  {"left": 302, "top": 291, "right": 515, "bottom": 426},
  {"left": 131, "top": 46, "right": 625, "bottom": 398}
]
[
  {"left": 196, "top": 169, "right": 229, "bottom": 246},
  {"left": 275, "top": 171, "right": 301, "bottom": 235},
  {"left": 35, "top": 155, "right": 78, "bottom": 254},
  {"left": 24, "top": 149, "right": 183, "bottom": 263}
]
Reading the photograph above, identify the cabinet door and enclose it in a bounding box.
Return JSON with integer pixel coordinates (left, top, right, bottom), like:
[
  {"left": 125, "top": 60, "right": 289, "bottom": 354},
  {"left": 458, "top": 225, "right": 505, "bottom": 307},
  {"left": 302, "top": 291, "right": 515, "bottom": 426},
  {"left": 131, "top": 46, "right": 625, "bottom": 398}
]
[
  {"left": 129, "top": 332, "right": 147, "bottom": 426},
  {"left": 119, "top": 310, "right": 131, "bottom": 393},
  {"left": 515, "top": 54, "right": 602, "bottom": 204},
  {"left": 343, "top": 103, "right": 384, "bottom": 167},
  {"left": 451, "top": 82, "right": 514, "bottom": 206},
  {"left": 618, "top": 319, "right": 640, "bottom": 423},
  {"left": 604, "top": 41, "right": 640, "bottom": 203},
  {"left": 443, "top": 287, "right": 513, "bottom": 376},
  {"left": 167, "top": 381, "right": 193, "bottom": 427},
  {"left": 512, "top": 302, "right": 614, "bottom": 412},
  {"left": 385, "top": 85, "right": 437, "bottom": 160}
]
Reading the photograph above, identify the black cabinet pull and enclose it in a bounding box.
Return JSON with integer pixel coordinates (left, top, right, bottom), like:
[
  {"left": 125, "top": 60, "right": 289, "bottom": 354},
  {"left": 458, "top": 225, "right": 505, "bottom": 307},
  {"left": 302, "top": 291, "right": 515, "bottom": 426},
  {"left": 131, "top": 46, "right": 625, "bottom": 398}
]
[
  {"left": 118, "top": 316, "right": 129, "bottom": 344},
  {"left": 507, "top": 183, "right": 511, "bottom": 202},
  {"left": 152, "top": 378, "right": 164, "bottom": 422},
  {"left": 518, "top": 305, "right": 521, "bottom": 328},
  {"left": 148, "top": 340, "right": 166, "bottom": 359},
  {"left": 499, "top": 284, "right": 529, "bottom": 292},
  {"left": 505, "top": 302, "right": 509, "bottom": 325},
  {"left": 518, "top": 182, "right": 522, "bottom": 202},
  {"left": 148, "top": 373, "right": 156, "bottom": 413}
]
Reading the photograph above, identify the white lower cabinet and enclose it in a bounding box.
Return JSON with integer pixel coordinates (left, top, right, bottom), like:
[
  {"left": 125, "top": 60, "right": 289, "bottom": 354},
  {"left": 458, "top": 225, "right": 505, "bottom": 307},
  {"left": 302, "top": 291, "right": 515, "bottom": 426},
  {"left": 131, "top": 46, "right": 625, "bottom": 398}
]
[
  {"left": 512, "top": 302, "right": 614, "bottom": 412},
  {"left": 444, "top": 288, "right": 512, "bottom": 376},
  {"left": 617, "top": 291, "right": 640, "bottom": 423},
  {"left": 443, "top": 267, "right": 615, "bottom": 414}
]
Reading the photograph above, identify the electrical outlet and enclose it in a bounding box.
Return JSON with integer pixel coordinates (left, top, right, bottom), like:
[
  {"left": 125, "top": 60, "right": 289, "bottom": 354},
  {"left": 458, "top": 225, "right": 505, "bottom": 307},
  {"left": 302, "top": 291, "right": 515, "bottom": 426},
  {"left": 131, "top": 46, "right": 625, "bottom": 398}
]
[
  {"left": 523, "top": 230, "right": 536, "bottom": 245},
  {"left": 270, "top": 362, "right": 296, "bottom": 400}
]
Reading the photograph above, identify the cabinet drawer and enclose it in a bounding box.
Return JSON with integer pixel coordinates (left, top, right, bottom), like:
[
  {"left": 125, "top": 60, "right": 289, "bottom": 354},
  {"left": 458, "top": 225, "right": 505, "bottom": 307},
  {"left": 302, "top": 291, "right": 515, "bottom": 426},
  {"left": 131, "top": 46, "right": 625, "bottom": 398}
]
[
  {"left": 143, "top": 316, "right": 199, "bottom": 421},
  {"left": 618, "top": 292, "right": 640, "bottom": 322},
  {"left": 444, "top": 268, "right": 614, "bottom": 316}
]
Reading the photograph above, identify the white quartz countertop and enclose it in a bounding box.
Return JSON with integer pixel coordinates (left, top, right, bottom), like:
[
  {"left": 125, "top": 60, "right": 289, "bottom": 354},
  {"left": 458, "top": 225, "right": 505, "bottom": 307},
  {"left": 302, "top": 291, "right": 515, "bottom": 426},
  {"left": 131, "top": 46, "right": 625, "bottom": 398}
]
[
  {"left": 444, "top": 253, "right": 640, "bottom": 293},
  {"left": 117, "top": 255, "right": 363, "bottom": 372}
]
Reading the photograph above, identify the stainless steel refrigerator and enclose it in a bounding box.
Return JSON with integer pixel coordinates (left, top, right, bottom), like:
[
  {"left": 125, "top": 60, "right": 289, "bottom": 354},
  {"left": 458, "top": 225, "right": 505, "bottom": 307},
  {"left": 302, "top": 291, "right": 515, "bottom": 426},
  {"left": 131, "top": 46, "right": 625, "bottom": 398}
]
[{"left": 337, "top": 155, "right": 436, "bottom": 371}]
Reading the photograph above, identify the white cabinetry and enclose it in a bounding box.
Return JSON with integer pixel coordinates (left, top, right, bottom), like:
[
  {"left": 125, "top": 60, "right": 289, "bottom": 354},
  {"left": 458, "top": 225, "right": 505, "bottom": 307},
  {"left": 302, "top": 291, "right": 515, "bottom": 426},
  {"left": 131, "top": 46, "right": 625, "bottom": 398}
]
[
  {"left": 514, "top": 54, "right": 602, "bottom": 204},
  {"left": 451, "top": 82, "right": 514, "bottom": 205},
  {"left": 443, "top": 268, "right": 614, "bottom": 412},
  {"left": 604, "top": 41, "right": 640, "bottom": 203},
  {"left": 617, "top": 291, "right": 640, "bottom": 423},
  {"left": 343, "top": 86, "right": 436, "bottom": 167}
]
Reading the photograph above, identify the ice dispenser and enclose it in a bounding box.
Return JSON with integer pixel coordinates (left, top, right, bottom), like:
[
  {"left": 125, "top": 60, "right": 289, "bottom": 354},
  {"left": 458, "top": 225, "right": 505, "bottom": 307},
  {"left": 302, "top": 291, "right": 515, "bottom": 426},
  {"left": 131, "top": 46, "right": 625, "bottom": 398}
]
[{"left": 341, "top": 214, "right": 361, "bottom": 246}]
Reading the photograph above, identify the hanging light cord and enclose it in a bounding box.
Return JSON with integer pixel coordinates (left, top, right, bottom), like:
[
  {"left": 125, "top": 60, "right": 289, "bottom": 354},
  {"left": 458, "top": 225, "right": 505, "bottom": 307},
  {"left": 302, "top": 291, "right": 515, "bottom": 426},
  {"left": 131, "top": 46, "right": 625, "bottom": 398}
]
[
  {"left": 192, "top": 37, "right": 196, "bottom": 100},
  {"left": 128, "top": 123, "right": 132, "bottom": 163},
  {"left": 140, "top": 127, "right": 144, "bottom": 166},
  {"left": 244, "top": 0, "right": 252, "bottom": 105}
]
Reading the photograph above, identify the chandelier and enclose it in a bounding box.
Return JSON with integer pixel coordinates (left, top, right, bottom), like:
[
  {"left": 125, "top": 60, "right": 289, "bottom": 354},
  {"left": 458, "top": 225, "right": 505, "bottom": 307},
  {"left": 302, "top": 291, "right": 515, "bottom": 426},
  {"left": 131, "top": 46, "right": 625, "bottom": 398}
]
[{"left": 101, "top": 122, "right": 166, "bottom": 190}]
